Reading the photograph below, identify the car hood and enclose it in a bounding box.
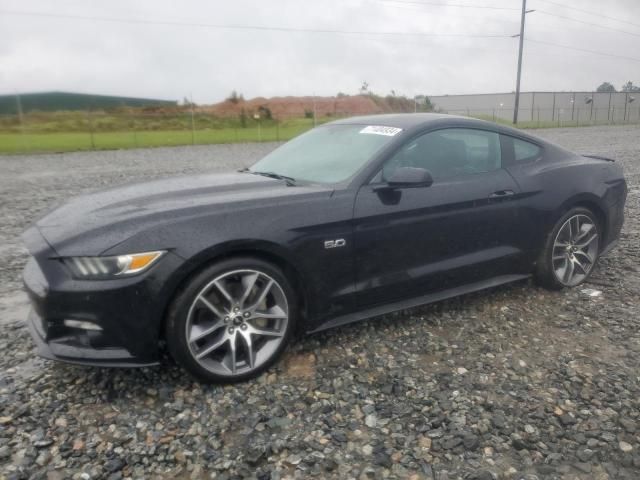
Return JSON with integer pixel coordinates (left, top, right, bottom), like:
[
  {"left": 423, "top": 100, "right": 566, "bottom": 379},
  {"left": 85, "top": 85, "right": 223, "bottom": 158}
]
[{"left": 29, "top": 172, "right": 331, "bottom": 257}]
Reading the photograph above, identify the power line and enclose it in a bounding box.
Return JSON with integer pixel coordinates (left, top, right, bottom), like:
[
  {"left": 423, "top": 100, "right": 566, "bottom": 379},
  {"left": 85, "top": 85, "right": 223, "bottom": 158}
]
[
  {"left": 0, "top": 9, "right": 513, "bottom": 38},
  {"left": 534, "top": 0, "right": 640, "bottom": 29},
  {"left": 370, "top": 0, "right": 520, "bottom": 25},
  {"left": 4, "top": 7, "right": 639, "bottom": 65},
  {"left": 526, "top": 38, "right": 640, "bottom": 63},
  {"left": 377, "top": 0, "right": 519, "bottom": 11},
  {"left": 534, "top": 9, "right": 640, "bottom": 38},
  {"left": 377, "top": 0, "right": 640, "bottom": 36},
  {"left": 364, "top": 3, "right": 523, "bottom": 33}
]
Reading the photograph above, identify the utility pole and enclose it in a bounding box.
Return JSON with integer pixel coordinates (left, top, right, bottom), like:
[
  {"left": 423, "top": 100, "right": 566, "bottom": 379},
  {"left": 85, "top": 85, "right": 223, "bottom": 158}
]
[{"left": 513, "top": 0, "right": 533, "bottom": 124}]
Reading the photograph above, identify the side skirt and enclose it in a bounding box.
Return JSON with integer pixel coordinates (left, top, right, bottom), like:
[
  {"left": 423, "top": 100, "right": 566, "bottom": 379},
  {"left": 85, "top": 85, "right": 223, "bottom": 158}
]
[{"left": 308, "top": 274, "right": 531, "bottom": 334}]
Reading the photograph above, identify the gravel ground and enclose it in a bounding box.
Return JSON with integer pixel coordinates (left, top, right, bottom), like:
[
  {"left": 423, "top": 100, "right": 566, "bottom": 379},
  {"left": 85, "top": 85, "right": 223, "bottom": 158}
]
[{"left": 0, "top": 125, "right": 639, "bottom": 480}]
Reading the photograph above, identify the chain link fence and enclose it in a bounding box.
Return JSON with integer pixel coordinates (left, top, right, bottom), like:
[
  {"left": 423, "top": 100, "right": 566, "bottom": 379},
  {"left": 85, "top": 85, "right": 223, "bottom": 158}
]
[
  {"left": 0, "top": 110, "right": 326, "bottom": 153},
  {"left": 431, "top": 91, "right": 640, "bottom": 127},
  {"left": 445, "top": 106, "right": 640, "bottom": 128}
]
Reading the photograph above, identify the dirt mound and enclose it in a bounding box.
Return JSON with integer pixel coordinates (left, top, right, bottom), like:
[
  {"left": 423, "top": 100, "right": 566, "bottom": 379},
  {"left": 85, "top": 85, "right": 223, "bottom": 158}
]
[{"left": 200, "top": 94, "right": 415, "bottom": 119}]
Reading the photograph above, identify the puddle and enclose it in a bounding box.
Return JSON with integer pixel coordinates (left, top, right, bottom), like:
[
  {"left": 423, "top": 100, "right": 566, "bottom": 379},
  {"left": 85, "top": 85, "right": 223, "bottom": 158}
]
[{"left": 581, "top": 288, "right": 602, "bottom": 298}]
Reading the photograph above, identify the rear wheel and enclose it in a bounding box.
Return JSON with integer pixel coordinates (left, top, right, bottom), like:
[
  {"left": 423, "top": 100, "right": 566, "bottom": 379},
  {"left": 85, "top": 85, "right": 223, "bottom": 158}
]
[
  {"left": 536, "top": 207, "right": 600, "bottom": 290},
  {"left": 165, "top": 257, "right": 296, "bottom": 383}
]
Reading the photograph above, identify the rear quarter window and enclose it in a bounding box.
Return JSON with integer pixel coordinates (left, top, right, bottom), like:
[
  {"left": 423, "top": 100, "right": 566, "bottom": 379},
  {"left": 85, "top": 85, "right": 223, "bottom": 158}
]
[
  {"left": 513, "top": 138, "right": 542, "bottom": 162},
  {"left": 501, "top": 135, "right": 543, "bottom": 165}
]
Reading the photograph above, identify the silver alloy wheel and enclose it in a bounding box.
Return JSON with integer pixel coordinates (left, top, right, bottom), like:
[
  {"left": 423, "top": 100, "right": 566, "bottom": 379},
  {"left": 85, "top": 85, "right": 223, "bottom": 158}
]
[
  {"left": 552, "top": 214, "right": 599, "bottom": 287},
  {"left": 185, "top": 269, "right": 289, "bottom": 376}
]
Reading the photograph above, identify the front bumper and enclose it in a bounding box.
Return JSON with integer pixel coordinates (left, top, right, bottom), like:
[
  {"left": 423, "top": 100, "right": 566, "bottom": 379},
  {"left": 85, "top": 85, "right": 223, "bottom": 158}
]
[
  {"left": 26, "top": 308, "right": 158, "bottom": 367},
  {"left": 22, "top": 227, "right": 183, "bottom": 367}
]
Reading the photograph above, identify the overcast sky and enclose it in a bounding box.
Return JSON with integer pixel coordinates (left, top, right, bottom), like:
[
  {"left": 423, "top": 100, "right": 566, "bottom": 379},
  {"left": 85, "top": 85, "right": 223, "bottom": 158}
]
[{"left": 1, "top": 0, "right": 639, "bottom": 103}]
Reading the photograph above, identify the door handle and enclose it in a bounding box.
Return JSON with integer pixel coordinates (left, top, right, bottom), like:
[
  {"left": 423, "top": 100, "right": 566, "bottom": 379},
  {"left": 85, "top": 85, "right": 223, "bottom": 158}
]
[{"left": 489, "top": 190, "right": 515, "bottom": 199}]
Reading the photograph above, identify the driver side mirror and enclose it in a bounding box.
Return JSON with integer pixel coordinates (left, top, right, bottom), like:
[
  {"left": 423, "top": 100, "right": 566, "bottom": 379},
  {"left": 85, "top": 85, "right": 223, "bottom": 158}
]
[{"left": 385, "top": 167, "right": 433, "bottom": 189}]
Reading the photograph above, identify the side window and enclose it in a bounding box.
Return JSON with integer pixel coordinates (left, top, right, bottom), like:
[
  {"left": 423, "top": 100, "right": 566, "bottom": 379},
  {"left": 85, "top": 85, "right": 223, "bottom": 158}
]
[
  {"left": 513, "top": 138, "right": 542, "bottom": 162},
  {"left": 381, "top": 128, "right": 501, "bottom": 182}
]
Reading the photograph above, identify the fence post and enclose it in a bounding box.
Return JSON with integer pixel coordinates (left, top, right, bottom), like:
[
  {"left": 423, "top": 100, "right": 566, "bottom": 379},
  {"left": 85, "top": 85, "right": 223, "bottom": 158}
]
[
  {"left": 611, "top": 106, "right": 615, "bottom": 125},
  {"left": 551, "top": 93, "right": 556, "bottom": 122},
  {"left": 576, "top": 108, "right": 579, "bottom": 127},
  {"left": 87, "top": 109, "right": 96, "bottom": 150},
  {"left": 276, "top": 122, "right": 280, "bottom": 141},
  {"left": 312, "top": 95, "right": 317, "bottom": 127},
  {"left": 189, "top": 102, "right": 196, "bottom": 145},
  {"left": 531, "top": 92, "right": 535, "bottom": 122},
  {"left": 15, "top": 93, "right": 29, "bottom": 152},
  {"left": 131, "top": 112, "right": 138, "bottom": 148}
]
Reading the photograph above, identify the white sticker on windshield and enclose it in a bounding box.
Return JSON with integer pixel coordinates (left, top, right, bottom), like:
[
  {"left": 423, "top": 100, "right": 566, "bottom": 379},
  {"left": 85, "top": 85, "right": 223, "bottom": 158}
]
[{"left": 359, "top": 125, "right": 402, "bottom": 136}]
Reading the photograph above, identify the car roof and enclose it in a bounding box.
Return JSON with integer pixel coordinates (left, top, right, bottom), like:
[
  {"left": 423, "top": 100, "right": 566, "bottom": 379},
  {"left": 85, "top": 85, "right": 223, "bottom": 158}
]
[
  {"left": 330, "top": 113, "right": 454, "bottom": 128},
  {"left": 328, "top": 113, "right": 553, "bottom": 147}
]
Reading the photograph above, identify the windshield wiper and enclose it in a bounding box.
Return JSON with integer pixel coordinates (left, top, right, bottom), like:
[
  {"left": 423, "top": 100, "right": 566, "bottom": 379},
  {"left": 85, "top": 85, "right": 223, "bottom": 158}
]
[{"left": 243, "top": 169, "right": 297, "bottom": 186}]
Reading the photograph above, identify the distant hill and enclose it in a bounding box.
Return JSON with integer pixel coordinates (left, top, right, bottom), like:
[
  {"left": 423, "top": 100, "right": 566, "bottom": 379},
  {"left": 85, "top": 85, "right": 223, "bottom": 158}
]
[
  {"left": 202, "top": 94, "right": 425, "bottom": 120},
  {"left": 0, "top": 91, "right": 177, "bottom": 114}
]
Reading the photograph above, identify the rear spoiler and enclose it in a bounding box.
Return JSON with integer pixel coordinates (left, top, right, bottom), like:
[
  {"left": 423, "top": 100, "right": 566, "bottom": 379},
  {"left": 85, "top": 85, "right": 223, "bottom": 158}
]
[{"left": 582, "top": 154, "right": 616, "bottom": 162}]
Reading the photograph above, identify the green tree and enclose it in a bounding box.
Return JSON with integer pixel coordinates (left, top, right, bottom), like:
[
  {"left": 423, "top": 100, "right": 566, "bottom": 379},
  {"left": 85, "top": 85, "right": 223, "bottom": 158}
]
[
  {"left": 226, "top": 90, "right": 244, "bottom": 104},
  {"left": 596, "top": 82, "right": 616, "bottom": 93},
  {"left": 257, "top": 105, "right": 272, "bottom": 120},
  {"left": 413, "top": 95, "right": 433, "bottom": 112},
  {"left": 621, "top": 81, "right": 640, "bottom": 92},
  {"left": 425, "top": 96, "right": 433, "bottom": 110}
]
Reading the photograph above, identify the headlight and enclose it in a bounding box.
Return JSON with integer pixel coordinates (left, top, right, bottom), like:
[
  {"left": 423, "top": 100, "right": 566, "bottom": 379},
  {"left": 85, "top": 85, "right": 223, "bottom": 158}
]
[{"left": 63, "top": 251, "right": 166, "bottom": 279}]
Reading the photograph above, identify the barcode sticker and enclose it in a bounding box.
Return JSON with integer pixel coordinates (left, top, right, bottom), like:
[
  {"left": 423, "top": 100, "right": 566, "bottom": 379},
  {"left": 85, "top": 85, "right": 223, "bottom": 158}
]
[{"left": 359, "top": 125, "right": 403, "bottom": 136}]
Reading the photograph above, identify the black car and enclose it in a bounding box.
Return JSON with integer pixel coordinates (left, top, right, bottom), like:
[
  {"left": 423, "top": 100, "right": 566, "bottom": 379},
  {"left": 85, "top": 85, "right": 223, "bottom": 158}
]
[{"left": 22, "top": 114, "right": 627, "bottom": 382}]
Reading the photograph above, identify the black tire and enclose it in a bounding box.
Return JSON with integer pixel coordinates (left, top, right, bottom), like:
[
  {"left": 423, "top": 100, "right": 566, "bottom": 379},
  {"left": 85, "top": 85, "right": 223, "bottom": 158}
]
[
  {"left": 165, "top": 257, "right": 297, "bottom": 383},
  {"left": 535, "top": 207, "right": 601, "bottom": 290}
]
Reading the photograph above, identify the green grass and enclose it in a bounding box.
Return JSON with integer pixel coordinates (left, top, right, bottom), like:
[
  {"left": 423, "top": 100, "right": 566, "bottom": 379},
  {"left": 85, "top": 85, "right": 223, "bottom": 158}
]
[{"left": 0, "top": 123, "right": 317, "bottom": 154}]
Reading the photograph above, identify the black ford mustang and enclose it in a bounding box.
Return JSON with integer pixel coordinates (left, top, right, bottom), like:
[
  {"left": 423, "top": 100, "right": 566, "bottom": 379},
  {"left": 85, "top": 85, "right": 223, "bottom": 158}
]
[{"left": 22, "top": 114, "right": 627, "bottom": 382}]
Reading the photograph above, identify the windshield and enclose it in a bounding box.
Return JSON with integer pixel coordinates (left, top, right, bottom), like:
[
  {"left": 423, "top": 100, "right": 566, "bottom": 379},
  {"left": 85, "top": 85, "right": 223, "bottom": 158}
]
[{"left": 250, "top": 124, "right": 401, "bottom": 184}]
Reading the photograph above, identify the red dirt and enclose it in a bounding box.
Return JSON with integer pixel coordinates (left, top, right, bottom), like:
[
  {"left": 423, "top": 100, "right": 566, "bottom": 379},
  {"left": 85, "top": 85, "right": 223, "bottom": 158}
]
[{"left": 198, "top": 94, "right": 415, "bottom": 120}]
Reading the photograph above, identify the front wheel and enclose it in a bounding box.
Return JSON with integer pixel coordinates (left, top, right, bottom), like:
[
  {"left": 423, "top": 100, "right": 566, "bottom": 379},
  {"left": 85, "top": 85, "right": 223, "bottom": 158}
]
[
  {"left": 165, "top": 257, "right": 296, "bottom": 383},
  {"left": 535, "top": 207, "right": 601, "bottom": 290}
]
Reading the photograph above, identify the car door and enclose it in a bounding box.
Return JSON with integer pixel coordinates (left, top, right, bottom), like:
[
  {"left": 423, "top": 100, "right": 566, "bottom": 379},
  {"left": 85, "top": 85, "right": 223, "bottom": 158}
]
[{"left": 352, "top": 127, "right": 525, "bottom": 308}]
